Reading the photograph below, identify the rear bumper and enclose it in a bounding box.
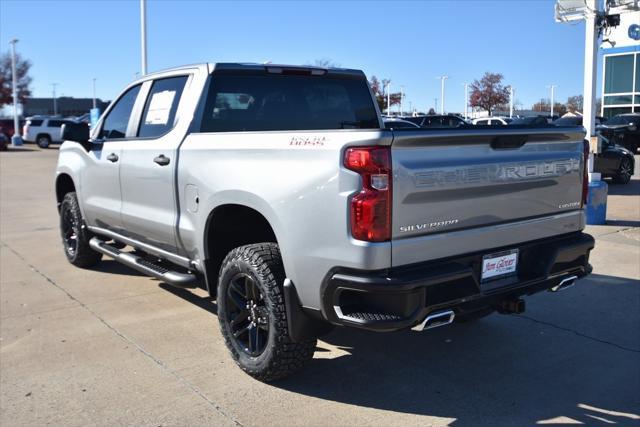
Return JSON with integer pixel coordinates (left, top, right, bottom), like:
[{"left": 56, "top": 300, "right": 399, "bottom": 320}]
[{"left": 320, "top": 232, "right": 594, "bottom": 332}]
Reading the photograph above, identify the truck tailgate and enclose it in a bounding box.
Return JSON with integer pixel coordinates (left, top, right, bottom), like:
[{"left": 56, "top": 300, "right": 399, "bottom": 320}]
[{"left": 391, "top": 127, "right": 586, "bottom": 266}]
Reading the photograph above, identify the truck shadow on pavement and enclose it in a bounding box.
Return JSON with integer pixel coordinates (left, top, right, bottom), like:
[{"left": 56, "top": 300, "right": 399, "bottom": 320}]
[
  {"left": 278, "top": 273, "right": 640, "bottom": 426},
  {"left": 158, "top": 273, "right": 639, "bottom": 425}
]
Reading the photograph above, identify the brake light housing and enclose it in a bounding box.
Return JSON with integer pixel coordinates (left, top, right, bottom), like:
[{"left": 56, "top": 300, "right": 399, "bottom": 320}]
[{"left": 344, "top": 146, "right": 392, "bottom": 242}]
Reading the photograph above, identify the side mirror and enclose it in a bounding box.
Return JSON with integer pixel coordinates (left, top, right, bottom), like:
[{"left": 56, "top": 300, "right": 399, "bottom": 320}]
[
  {"left": 628, "top": 123, "right": 637, "bottom": 132},
  {"left": 61, "top": 122, "right": 92, "bottom": 150}
]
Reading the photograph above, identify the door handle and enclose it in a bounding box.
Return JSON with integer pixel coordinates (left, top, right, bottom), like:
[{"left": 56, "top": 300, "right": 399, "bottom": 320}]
[
  {"left": 153, "top": 154, "right": 170, "bottom": 166},
  {"left": 106, "top": 153, "right": 119, "bottom": 163}
]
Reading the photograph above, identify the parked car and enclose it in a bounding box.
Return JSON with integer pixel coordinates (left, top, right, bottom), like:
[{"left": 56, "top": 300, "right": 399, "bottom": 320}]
[
  {"left": 383, "top": 118, "right": 420, "bottom": 129},
  {"left": 56, "top": 62, "right": 594, "bottom": 381},
  {"left": 404, "top": 114, "right": 467, "bottom": 128},
  {"left": 508, "top": 116, "right": 550, "bottom": 126},
  {"left": 0, "top": 127, "right": 9, "bottom": 151},
  {"left": 594, "top": 137, "right": 636, "bottom": 184},
  {"left": 472, "top": 117, "right": 511, "bottom": 126},
  {"left": 597, "top": 113, "right": 640, "bottom": 153},
  {"left": 23, "top": 116, "right": 76, "bottom": 148},
  {"left": 0, "top": 118, "right": 25, "bottom": 137},
  {"left": 553, "top": 116, "right": 604, "bottom": 127}
]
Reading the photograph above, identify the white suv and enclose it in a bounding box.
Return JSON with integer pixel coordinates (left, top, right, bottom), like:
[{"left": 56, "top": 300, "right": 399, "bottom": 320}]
[{"left": 23, "top": 117, "right": 76, "bottom": 148}]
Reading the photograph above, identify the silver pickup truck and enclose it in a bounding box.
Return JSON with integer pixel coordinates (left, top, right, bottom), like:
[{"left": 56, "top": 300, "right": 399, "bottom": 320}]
[{"left": 56, "top": 63, "right": 594, "bottom": 381}]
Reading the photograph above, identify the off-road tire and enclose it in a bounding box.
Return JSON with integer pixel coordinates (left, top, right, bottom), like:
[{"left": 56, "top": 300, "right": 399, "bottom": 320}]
[
  {"left": 37, "top": 134, "right": 51, "bottom": 149},
  {"left": 59, "top": 192, "right": 102, "bottom": 268},
  {"left": 612, "top": 158, "right": 632, "bottom": 185},
  {"left": 217, "top": 243, "right": 316, "bottom": 382}
]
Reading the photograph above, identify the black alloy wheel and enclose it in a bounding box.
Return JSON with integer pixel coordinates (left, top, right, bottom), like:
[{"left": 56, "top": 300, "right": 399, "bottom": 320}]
[{"left": 225, "top": 273, "right": 270, "bottom": 356}]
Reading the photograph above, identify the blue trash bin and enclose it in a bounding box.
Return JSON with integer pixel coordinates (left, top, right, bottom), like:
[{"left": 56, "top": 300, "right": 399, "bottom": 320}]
[{"left": 585, "top": 180, "right": 608, "bottom": 225}]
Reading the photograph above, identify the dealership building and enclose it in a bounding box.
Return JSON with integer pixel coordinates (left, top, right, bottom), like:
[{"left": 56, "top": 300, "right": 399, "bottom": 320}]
[{"left": 601, "top": 9, "right": 640, "bottom": 118}]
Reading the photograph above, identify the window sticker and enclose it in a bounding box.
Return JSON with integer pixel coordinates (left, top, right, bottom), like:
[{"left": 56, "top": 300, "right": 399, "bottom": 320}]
[{"left": 145, "top": 90, "right": 176, "bottom": 125}]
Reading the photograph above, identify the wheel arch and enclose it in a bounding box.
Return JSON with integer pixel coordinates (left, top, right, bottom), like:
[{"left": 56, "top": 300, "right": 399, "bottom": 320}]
[
  {"left": 202, "top": 203, "right": 281, "bottom": 296},
  {"left": 55, "top": 173, "right": 76, "bottom": 210}
]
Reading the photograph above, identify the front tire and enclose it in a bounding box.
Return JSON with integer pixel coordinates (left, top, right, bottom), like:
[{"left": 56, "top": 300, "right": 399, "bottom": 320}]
[
  {"left": 612, "top": 158, "right": 632, "bottom": 184},
  {"left": 37, "top": 135, "right": 51, "bottom": 149},
  {"left": 217, "top": 243, "right": 316, "bottom": 382},
  {"left": 59, "top": 192, "right": 102, "bottom": 268}
]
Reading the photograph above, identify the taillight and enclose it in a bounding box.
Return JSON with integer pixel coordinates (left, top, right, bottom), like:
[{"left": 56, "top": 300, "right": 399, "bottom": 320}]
[
  {"left": 344, "top": 146, "right": 391, "bottom": 242},
  {"left": 581, "top": 139, "right": 589, "bottom": 207}
]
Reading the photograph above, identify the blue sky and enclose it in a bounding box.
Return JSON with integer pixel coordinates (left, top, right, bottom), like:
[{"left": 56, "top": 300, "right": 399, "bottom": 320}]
[{"left": 1, "top": 0, "right": 599, "bottom": 113}]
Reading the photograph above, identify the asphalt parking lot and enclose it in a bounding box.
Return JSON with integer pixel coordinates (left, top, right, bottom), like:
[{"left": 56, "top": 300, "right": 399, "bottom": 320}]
[{"left": 1, "top": 147, "right": 639, "bottom": 426}]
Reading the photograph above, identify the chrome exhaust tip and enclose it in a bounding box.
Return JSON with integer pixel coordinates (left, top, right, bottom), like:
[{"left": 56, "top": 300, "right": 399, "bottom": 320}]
[
  {"left": 412, "top": 310, "right": 455, "bottom": 332},
  {"left": 550, "top": 275, "right": 578, "bottom": 292}
]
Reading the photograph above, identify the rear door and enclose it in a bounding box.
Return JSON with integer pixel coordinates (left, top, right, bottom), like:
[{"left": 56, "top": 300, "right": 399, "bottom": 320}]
[
  {"left": 390, "top": 128, "right": 586, "bottom": 265},
  {"left": 119, "top": 74, "right": 191, "bottom": 252}
]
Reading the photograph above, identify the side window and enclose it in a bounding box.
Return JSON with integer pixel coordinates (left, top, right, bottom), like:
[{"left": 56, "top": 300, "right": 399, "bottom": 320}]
[
  {"left": 48, "top": 120, "right": 64, "bottom": 127},
  {"left": 100, "top": 84, "right": 142, "bottom": 139},
  {"left": 29, "top": 119, "right": 43, "bottom": 126},
  {"left": 137, "top": 76, "right": 188, "bottom": 138}
]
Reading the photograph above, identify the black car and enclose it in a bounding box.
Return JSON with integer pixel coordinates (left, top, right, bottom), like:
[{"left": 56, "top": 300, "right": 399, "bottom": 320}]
[
  {"left": 552, "top": 116, "right": 605, "bottom": 127},
  {"left": 594, "top": 138, "right": 635, "bottom": 184},
  {"left": 508, "top": 116, "right": 550, "bottom": 126},
  {"left": 597, "top": 113, "right": 640, "bottom": 153},
  {"left": 403, "top": 115, "right": 466, "bottom": 128}
]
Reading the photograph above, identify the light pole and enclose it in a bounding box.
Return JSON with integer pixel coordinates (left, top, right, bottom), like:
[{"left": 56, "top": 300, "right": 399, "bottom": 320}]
[
  {"left": 8, "top": 38, "right": 22, "bottom": 146},
  {"left": 436, "top": 76, "right": 448, "bottom": 114},
  {"left": 92, "top": 78, "right": 97, "bottom": 109},
  {"left": 547, "top": 84, "right": 557, "bottom": 117},
  {"left": 462, "top": 82, "right": 468, "bottom": 119},
  {"left": 400, "top": 85, "right": 404, "bottom": 116},
  {"left": 509, "top": 86, "right": 514, "bottom": 118},
  {"left": 51, "top": 83, "right": 58, "bottom": 116},
  {"left": 386, "top": 81, "right": 391, "bottom": 116},
  {"left": 140, "top": 0, "right": 148, "bottom": 75}
]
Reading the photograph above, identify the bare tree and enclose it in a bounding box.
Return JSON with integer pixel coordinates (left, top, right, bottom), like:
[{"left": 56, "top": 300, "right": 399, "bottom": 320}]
[
  {"left": 312, "top": 58, "right": 341, "bottom": 68},
  {"left": 0, "top": 52, "right": 32, "bottom": 106},
  {"left": 369, "top": 76, "right": 401, "bottom": 113},
  {"left": 566, "top": 95, "right": 583, "bottom": 113}
]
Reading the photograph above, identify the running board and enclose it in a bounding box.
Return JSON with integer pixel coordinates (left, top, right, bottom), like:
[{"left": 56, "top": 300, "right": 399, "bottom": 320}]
[{"left": 89, "top": 238, "right": 198, "bottom": 288}]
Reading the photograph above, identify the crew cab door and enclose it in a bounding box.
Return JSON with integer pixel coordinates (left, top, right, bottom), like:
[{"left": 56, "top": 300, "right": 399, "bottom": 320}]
[
  {"left": 119, "top": 74, "right": 191, "bottom": 253},
  {"left": 80, "top": 83, "right": 142, "bottom": 231}
]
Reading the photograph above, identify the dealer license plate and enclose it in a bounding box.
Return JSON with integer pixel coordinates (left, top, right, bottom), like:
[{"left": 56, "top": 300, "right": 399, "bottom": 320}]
[{"left": 481, "top": 249, "right": 518, "bottom": 282}]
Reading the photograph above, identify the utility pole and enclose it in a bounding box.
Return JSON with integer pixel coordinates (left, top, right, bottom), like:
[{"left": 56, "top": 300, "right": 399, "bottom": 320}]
[
  {"left": 583, "top": 0, "right": 598, "bottom": 146},
  {"left": 547, "top": 84, "right": 557, "bottom": 117},
  {"left": 462, "top": 82, "right": 469, "bottom": 119},
  {"left": 434, "top": 98, "right": 437, "bottom": 112},
  {"left": 436, "top": 76, "right": 448, "bottom": 114},
  {"left": 8, "top": 38, "right": 22, "bottom": 145},
  {"left": 509, "top": 86, "right": 514, "bottom": 118},
  {"left": 92, "top": 78, "right": 97, "bottom": 109},
  {"left": 386, "top": 81, "right": 391, "bottom": 116},
  {"left": 400, "top": 85, "right": 404, "bottom": 116},
  {"left": 140, "top": 0, "right": 148, "bottom": 75},
  {"left": 52, "top": 83, "right": 58, "bottom": 116}
]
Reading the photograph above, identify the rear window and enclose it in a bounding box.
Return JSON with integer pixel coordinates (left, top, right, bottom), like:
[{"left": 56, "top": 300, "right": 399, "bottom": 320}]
[
  {"left": 28, "top": 119, "right": 43, "bottom": 126},
  {"left": 200, "top": 74, "right": 379, "bottom": 132}
]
